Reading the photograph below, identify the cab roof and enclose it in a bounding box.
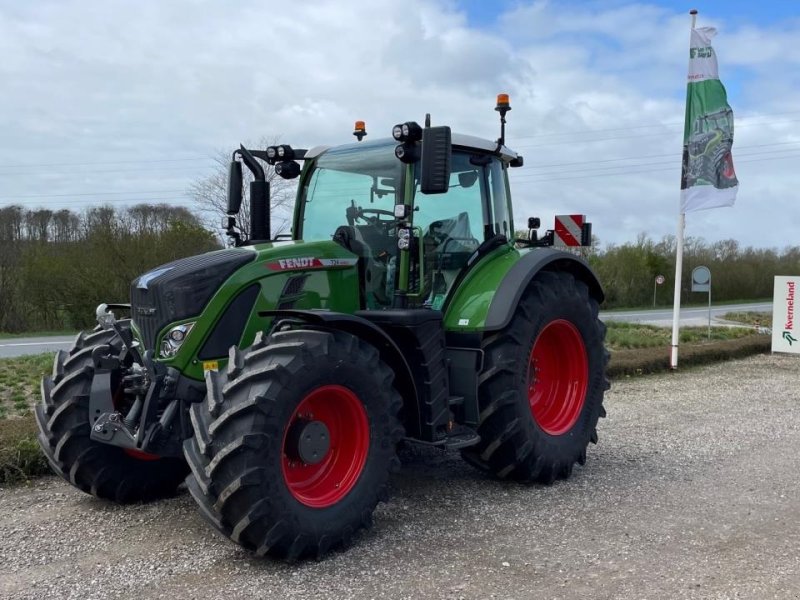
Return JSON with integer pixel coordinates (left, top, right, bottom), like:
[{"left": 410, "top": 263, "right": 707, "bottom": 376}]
[{"left": 305, "top": 134, "right": 520, "bottom": 163}]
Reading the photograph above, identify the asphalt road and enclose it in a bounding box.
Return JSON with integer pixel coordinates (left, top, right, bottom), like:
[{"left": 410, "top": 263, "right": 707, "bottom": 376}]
[
  {"left": 600, "top": 301, "right": 773, "bottom": 327},
  {"left": 0, "top": 335, "right": 75, "bottom": 359},
  {"left": 0, "top": 301, "right": 773, "bottom": 359},
  {"left": 1, "top": 353, "right": 798, "bottom": 599}
]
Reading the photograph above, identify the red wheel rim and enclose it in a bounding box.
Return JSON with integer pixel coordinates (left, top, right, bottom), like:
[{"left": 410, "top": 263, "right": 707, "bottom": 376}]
[
  {"left": 722, "top": 153, "right": 735, "bottom": 178},
  {"left": 528, "top": 319, "right": 589, "bottom": 435},
  {"left": 124, "top": 448, "right": 160, "bottom": 461},
  {"left": 281, "top": 385, "right": 369, "bottom": 508}
]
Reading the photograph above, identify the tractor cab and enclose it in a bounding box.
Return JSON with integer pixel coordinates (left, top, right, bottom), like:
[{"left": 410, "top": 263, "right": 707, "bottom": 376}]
[{"left": 296, "top": 135, "right": 520, "bottom": 310}]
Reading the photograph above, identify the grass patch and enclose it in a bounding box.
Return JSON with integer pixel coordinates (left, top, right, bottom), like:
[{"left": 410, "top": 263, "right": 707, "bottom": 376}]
[
  {"left": 606, "top": 321, "right": 754, "bottom": 350},
  {"left": 0, "top": 353, "right": 53, "bottom": 418},
  {"left": 0, "top": 354, "right": 53, "bottom": 484},
  {"left": 722, "top": 311, "right": 772, "bottom": 328},
  {"left": 0, "top": 414, "right": 49, "bottom": 484},
  {"left": 608, "top": 334, "right": 770, "bottom": 378}
]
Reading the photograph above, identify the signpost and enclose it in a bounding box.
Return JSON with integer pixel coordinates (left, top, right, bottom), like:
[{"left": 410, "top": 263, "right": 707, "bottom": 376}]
[
  {"left": 654, "top": 274, "right": 665, "bottom": 307},
  {"left": 692, "top": 266, "right": 711, "bottom": 338},
  {"left": 771, "top": 275, "right": 799, "bottom": 354}
]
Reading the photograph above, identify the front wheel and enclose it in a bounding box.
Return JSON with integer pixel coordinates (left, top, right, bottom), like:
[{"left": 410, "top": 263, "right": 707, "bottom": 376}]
[
  {"left": 183, "top": 329, "right": 404, "bottom": 561},
  {"left": 462, "top": 271, "right": 609, "bottom": 482},
  {"left": 34, "top": 326, "right": 188, "bottom": 502}
]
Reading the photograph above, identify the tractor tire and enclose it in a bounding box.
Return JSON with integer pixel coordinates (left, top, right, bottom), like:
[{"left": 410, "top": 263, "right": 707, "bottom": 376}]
[
  {"left": 34, "top": 325, "right": 188, "bottom": 503},
  {"left": 183, "top": 328, "right": 404, "bottom": 561},
  {"left": 462, "top": 271, "right": 609, "bottom": 483}
]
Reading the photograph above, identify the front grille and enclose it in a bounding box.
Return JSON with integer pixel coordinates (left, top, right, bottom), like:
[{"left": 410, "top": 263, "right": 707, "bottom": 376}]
[{"left": 130, "top": 248, "right": 255, "bottom": 350}]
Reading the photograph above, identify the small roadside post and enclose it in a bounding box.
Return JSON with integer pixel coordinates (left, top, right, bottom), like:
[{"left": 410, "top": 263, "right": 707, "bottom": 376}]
[
  {"left": 771, "top": 275, "right": 799, "bottom": 354},
  {"left": 654, "top": 274, "right": 665, "bottom": 307},
  {"left": 692, "top": 266, "right": 711, "bottom": 339}
]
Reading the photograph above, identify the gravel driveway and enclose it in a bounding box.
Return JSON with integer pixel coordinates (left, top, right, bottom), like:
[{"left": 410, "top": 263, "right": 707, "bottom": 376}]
[{"left": 1, "top": 353, "right": 799, "bottom": 599}]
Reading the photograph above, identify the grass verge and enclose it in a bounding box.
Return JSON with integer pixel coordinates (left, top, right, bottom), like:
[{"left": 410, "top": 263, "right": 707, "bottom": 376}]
[
  {"left": 606, "top": 322, "right": 754, "bottom": 350},
  {"left": 0, "top": 352, "right": 53, "bottom": 419},
  {"left": 0, "top": 352, "right": 52, "bottom": 484},
  {"left": 722, "top": 311, "right": 771, "bottom": 328},
  {"left": 608, "top": 334, "right": 771, "bottom": 378},
  {"left": 0, "top": 415, "right": 49, "bottom": 485}
]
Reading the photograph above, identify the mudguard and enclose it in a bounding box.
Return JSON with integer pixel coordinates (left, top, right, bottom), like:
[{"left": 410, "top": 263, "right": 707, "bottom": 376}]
[
  {"left": 483, "top": 248, "right": 604, "bottom": 331},
  {"left": 258, "top": 309, "right": 422, "bottom": 437}
]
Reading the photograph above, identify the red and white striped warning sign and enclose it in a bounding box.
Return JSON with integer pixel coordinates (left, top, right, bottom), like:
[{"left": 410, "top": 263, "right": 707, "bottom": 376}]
[{"left": 554, "top": 214, "right": 585, "bottom": 247}]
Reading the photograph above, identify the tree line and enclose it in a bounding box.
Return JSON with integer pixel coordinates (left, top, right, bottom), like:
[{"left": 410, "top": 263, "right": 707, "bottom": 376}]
[
  {"left": 1, "top": 201, "right": 797, "bottom": 333},
  {"left": 589, "top": 233, "right": 800, "bottom": 308},
  {"left": 0, "top": 204, "right": 219, "bottom": 332}
]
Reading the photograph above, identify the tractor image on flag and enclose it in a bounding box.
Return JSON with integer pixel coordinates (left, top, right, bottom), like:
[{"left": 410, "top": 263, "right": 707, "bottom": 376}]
[
  {"left": 683, "top": 107, "right": 737, "bottom": 190},
  {"left": 35, "top": 95, "right": 608, "bottom": 561}
]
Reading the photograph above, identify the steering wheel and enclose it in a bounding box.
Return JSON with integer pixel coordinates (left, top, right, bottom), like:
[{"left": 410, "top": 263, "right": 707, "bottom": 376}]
[{"left": 356, "top": 207, "right": 395, "bottom": 225}]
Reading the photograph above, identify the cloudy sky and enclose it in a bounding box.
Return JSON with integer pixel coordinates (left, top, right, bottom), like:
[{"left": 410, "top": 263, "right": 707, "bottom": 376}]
[{"left": 1, "top": 0, "right": 798, "bottom": 249}]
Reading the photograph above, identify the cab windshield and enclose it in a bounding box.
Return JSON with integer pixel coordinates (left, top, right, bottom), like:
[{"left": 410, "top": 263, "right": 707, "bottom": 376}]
[
  {"left": 299, "top": 140, "right": 404, "bottom": 308},
  {"left": 299, "top": 140, "right": 403, "bottom": 241}
]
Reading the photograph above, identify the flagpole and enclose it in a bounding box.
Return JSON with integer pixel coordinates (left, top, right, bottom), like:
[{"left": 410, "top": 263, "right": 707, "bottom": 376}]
[{"left": 670, "top": 8, "right": 697, "bottom": 370}]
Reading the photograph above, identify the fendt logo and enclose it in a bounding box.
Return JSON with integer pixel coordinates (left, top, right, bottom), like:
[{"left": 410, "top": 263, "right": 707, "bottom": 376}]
[
  {"left": 273, "top": 257, "right": 318, "bottom": 270},
  {"left": 690, "top": 46, "right": 714, "bottom": 59},
  {"left": 265, "top": 257, "right": 359, "bottom": 271}
]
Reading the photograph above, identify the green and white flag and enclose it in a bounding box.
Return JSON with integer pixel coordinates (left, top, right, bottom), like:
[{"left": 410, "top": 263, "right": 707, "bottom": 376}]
[{"left": 680, "top": 26, "right": 738, "bottom": 212}]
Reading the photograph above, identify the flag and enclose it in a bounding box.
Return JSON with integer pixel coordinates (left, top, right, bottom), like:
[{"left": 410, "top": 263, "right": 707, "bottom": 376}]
[{"left": 680, "top": 26, "right": 738, "bottom": 213}]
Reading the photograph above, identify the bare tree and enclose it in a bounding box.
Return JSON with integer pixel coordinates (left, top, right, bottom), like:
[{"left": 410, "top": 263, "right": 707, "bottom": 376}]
[{"left": 187, "top": 136, "right": 295, "bottom": 242}]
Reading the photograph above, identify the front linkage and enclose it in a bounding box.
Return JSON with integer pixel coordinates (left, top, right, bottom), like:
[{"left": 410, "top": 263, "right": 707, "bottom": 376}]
[{"left": 88, "top": 304, "right": 202, "bottom": 459}]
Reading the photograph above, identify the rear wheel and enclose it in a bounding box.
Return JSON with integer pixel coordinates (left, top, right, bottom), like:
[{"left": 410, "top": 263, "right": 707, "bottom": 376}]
[
  {"left": 34, "top": 325, "right": 188, "bottom": 502},
  {"left": 183, "top": 328, "right": 404, "bottom": 561},
  {"left": 462, "top": 271, "right": 609, "bottom": 482}
]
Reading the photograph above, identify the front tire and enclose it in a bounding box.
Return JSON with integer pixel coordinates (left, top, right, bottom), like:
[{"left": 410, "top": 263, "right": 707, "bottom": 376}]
[
  {"left": 462, "top": 271, "right": 609, "bottom": 482},
  {"left": 183, "top": 329, "right": 404, "bottom": 561},
  {"left": 34, "top": 326, "right": 189, "bottom": 502}
]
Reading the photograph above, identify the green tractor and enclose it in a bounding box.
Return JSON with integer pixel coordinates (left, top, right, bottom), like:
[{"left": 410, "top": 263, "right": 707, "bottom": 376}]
[{"left": 35, "top": 95, "right": 608, "bottom": 561}]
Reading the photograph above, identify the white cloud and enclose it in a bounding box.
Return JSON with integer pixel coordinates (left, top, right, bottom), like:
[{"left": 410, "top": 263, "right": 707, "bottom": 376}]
[{"left": 0, "top": 0, "right": 798, "bottom": 249}]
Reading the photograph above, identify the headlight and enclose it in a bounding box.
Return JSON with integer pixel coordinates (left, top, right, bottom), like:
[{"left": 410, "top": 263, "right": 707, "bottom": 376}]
[{"left": 160, "top": 322, "right": 195, "bottom": 358}]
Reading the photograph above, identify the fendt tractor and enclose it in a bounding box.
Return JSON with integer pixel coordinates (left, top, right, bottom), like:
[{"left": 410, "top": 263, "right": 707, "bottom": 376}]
[{"left": 36, "top": 95, "right": 609, "bottom": 561}]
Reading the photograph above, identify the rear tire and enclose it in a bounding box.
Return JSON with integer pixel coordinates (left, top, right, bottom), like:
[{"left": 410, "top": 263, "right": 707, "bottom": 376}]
[
  {"left": 462, "top": 271, "right": 609, "bottom": 482},
  {"left": 183, "top": 328, "right": 404, "bottom": 561},
  {"left": 34, "top": 325, "right": 188, "bottom": 502}
]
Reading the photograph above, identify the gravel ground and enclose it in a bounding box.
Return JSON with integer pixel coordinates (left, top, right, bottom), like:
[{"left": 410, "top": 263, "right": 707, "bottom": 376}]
[{"left": 1, "top": 353, "right": 799, "bottom": 600}]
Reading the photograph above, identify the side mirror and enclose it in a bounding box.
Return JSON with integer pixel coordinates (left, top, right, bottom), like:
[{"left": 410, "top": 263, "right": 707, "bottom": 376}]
[
  {"left": 458, "top": 171, "right": 478, "bottom": 188},
  {"left": 227, "top": 160, "right": 243, "bottom": 215},
  {"left": 420, "top": 126, "right": 451, "bottom": 194}
]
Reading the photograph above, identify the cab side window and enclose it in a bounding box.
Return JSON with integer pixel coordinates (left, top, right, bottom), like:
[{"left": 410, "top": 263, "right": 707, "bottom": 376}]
[
  {"left": 487, "top": 158, "right": 511, "bottom": 238},
  {"left": 413, "top": 152, "right": 488, "bottom": 308}
]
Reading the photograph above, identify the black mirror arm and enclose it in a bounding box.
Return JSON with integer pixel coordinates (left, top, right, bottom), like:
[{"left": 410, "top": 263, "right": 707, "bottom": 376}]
[{"left": 238, "top": 145, "right": 265, "bottom": 180}]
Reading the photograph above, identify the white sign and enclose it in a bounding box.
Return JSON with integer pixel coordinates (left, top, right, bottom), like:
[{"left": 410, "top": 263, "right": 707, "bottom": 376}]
[
  {"left": 772, "top": 276, "right": 800, "bottom": 354},
  {"left": 656, "top": 275, "right": 665, "bottom": 285},
  {"left": 692, "top": 266, "right": 711, "bottom": 292}
]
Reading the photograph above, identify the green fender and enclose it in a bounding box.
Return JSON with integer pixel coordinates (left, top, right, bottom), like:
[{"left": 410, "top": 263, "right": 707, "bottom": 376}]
[{"left": 443, "top": 244, "right": 604, "bottom": 333}]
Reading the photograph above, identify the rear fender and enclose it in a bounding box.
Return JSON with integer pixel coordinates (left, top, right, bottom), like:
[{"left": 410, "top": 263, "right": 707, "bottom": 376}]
[{"left": 484, "top": 248, "right": 604, "bottom": 331}]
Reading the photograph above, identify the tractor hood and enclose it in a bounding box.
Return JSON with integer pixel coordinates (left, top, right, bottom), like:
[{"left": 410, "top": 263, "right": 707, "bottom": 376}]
[
  {"left": 129, "top": 241, "right": 362, "bottom": 373},
  {"left": 130, "top": 247, "right": 256, "bottom": 350}
]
